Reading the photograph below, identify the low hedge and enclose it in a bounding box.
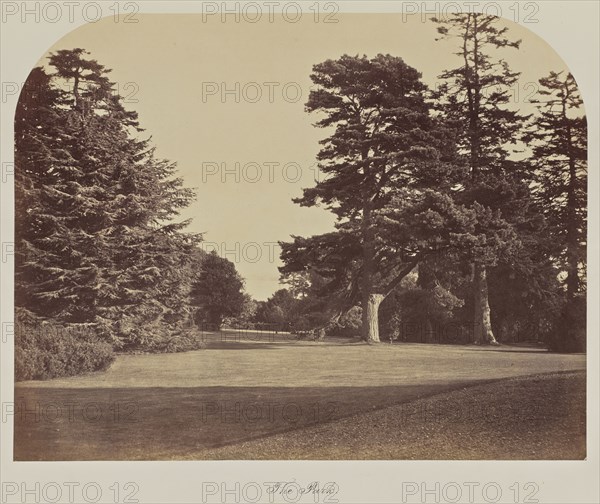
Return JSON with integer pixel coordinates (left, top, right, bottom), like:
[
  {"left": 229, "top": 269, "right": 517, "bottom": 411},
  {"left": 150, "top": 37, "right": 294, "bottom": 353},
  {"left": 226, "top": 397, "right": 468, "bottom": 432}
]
[{"left": 15, "top": 310, "right": 115, "bottom": 381}]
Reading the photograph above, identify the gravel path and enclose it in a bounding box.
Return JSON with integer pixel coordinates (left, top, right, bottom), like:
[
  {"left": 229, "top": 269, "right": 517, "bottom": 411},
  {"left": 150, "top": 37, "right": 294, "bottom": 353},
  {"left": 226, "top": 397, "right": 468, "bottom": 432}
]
[{"left": 192, "top": 371, "right": 586, "bottom": 460}]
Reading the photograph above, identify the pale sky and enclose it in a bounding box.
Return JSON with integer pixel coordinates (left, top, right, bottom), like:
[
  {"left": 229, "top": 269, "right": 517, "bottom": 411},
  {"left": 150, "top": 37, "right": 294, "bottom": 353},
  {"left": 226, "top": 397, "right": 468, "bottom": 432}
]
[{"left": 38, "top": 14, "right": 571, "bottom": 300}]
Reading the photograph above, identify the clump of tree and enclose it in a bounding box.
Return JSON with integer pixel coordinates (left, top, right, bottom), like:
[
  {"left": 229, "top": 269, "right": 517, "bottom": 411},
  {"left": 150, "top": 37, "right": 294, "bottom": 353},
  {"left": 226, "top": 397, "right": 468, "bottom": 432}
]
[
  {"left": 15, "top": 48, "right": 202, "bottom": 368},
  {"left": 280, "top": 54, "right": 481, "bottom": 343},
  {"left": 190, "top": 251, "right": 246, "bottom": 330},
  {"left": 250, "top": 289, "right": 297, "bottom": 330},
  {"left": 280, "top": 15, "right": 587, "bottom": 352}
]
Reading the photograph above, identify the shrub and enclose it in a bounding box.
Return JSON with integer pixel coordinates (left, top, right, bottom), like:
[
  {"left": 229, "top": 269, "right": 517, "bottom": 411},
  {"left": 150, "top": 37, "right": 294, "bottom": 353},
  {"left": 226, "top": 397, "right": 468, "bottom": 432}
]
[{"left": 15, "top": 309, "right": 115, "bottom": 381}]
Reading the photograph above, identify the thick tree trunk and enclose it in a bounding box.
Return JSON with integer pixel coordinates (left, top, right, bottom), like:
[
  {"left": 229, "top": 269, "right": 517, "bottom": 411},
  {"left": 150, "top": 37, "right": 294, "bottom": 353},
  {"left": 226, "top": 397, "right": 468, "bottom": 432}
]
[
  {"left": 360, "top": 197, "right": 383, "bottom": 343},
  {"left": 362, "top": 293, "right": 384, "bottom": 343},
  {"left": 473, "top": 263, "right": 498, "bottom": 345}
]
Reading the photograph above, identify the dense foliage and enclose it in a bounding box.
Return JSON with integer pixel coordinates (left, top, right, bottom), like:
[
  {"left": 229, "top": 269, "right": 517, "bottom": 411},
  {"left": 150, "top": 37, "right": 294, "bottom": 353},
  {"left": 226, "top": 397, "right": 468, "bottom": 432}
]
[{"left": 279, "top": 15, "right": 587, "bottom": 351}]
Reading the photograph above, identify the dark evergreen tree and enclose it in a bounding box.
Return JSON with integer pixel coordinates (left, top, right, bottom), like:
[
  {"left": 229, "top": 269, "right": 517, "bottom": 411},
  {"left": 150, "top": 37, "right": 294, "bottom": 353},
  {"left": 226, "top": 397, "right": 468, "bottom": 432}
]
[
  {"left": 15, "top": 49, "right": 200, "bottom": 349},
  {"left": 525, "top": 71, "right": 587, "bottom": 351},
  {"left": 15, "top": 66, "right": 66, "bottom": 316},
  {"left": 432, "top": 14, "right": 528, "bottom": 344},
  {"left": 526, "top": 71, "right": 587, "bottom": 300}
]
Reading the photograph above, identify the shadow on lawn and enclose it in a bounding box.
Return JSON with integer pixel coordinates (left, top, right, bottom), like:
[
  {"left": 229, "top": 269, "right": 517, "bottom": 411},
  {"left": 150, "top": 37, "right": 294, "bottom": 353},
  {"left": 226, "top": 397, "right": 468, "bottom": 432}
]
[{"left": 14, "top": 381, "right": 487, "bottom": 461}]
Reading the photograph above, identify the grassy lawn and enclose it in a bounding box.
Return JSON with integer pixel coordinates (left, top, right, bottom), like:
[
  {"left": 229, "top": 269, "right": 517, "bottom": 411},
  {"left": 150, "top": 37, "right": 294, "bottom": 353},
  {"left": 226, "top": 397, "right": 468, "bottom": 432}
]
[{"left": 14, "top": 332, "right": 586, "bottom": 460}]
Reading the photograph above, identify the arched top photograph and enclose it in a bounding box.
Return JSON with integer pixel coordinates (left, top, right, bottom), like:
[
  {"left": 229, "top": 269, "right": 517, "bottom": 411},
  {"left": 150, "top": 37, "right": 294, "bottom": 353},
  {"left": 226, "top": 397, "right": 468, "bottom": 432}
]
[{"left": 9, "top": 6, "right": 591, "bottom": 476}]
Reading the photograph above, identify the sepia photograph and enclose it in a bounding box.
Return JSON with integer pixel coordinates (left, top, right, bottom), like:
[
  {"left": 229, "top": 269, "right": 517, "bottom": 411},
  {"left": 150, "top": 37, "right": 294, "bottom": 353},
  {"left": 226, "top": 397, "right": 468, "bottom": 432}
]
[{"left": 1, "top": 1, "right": 598, "bottom": 503}]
